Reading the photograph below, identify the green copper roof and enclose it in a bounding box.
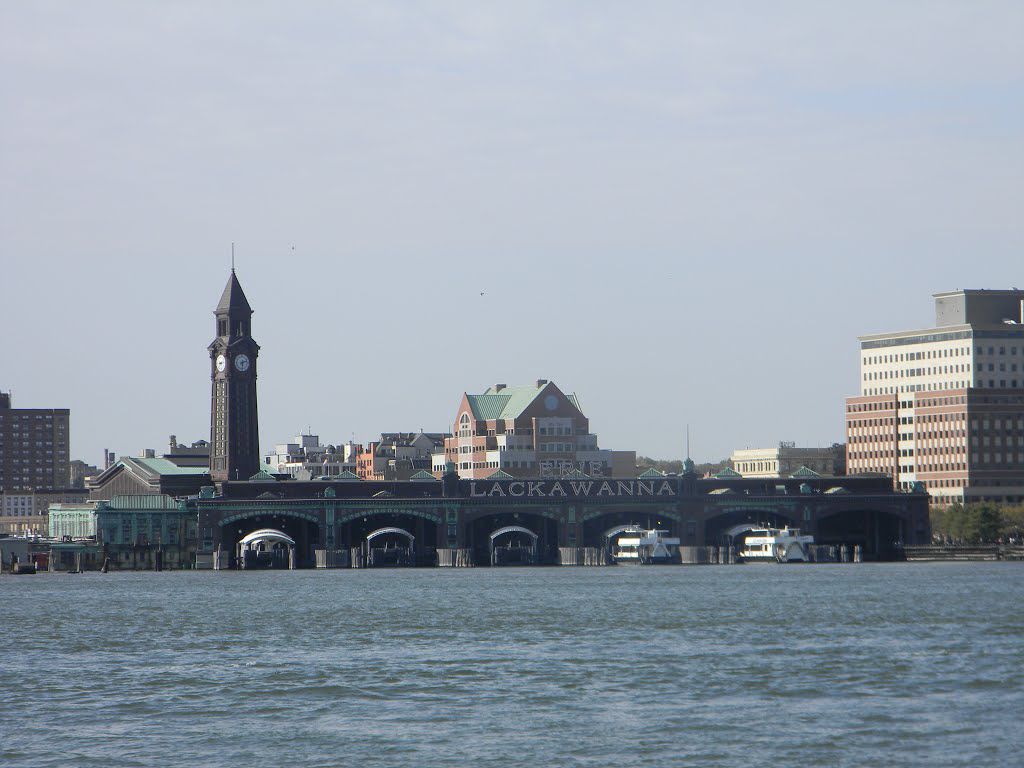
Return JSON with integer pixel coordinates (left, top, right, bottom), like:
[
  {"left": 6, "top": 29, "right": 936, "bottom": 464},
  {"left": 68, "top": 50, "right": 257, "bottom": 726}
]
[
  {"left": 248, "top": 470, "right": 277, "bottom": 482},
  {"left": 637, "top": 468, "right": 665, "bottom": 479},
  {"left": 129, "top": 457, "right": 209, "bottom": 476},
  {"left": 410, "top": 470, "right": 438, "bottom": 481},
  {"left": 466, "top": 393, "right": 513, "bottom": 420},
  {"left": 466, "top": 383, "right": 581, "bottom": 421},
  {"left": 335, "top": 470, "right": 361, "bottom": 480},
  {"left": 485, "top": 469, "right": 515, "bottom": 480},
  {"left": 714, "top": 467, "right": 742, "bottom": 478},
  {"left": 790, "top": 466, "right": 822, "bottom": 478}
]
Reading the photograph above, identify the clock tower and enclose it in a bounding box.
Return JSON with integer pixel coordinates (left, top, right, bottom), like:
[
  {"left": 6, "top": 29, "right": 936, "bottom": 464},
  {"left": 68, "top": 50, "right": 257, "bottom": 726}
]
[{"left": 208, "top": 269, "right": 260, "bottom": 482}]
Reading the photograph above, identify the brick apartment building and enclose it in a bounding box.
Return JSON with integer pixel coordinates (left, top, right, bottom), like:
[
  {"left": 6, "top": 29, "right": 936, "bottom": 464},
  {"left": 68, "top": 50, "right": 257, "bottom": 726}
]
[{"left": 0, "top": 391, "right": 71, "bottom": 491}]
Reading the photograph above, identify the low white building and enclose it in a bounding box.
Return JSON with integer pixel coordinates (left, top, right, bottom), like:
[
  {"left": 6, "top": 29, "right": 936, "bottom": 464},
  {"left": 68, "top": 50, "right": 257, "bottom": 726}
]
[{"left": 263, "top": 434, "right": 359, "bottom": 479}]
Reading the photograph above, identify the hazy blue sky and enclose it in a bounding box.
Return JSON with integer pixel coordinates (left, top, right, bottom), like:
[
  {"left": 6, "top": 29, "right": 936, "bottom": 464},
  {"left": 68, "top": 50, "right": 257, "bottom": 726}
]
[{"left": 2, "top": 2, "right": 1022, "bottom": 466}]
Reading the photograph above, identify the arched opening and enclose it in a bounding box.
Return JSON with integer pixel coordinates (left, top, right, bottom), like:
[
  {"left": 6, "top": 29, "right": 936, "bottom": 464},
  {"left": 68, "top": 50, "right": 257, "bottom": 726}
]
[
  {"left": 489, "top": 525, "right": 538, "bottom": 566},
  {"left": 580, "top": 510, "right": 679, "bottom": 550},
  {"left": 704, "top": 509, "right": 800, "bottom": 550},
  {"left": 237, "top": 529, "right": 295, "bottom": 570},
  {"left": 466, "top": 512, "right": 557, "bottom": 566},
  {"left": 336, "top": 512, "right": 438, "bottom": 567},
  {"left": 816, "top": 509, "right": 906, "bottom": 561},
  {"left": 365, "top": 527, "right": 415, "bottom": 567},
  {"left": 221, "top": 513, "right": 321, "bottom": 569}
]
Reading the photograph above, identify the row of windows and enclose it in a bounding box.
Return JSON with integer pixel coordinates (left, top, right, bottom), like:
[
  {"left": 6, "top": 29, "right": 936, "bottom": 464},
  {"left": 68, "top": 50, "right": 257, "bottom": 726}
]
[
  {"left": 863, "top": 382, "right": 972, "bottom": 395},
  {"left": 863, "top": 365, "right": 969, "bottom": 381},
  {"left": 863, "top": 346, "right": 970, "bottom": 366},
  {"left": 459, "top": 461, "right": 538, "bottom": 470},
  {"left": 863, "top": 344, "right": 1024, "bottom": 369}
]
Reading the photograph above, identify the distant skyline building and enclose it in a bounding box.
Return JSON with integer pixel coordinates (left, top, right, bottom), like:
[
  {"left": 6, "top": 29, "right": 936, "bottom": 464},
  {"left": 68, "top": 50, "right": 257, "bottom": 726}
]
[
  {"left": 731, "top": 442, "right": 845, "bottom": 478},
  {"left": 0, "top": 488, "right": 89, "bottom": 535},
  {"left": 358, "top": 432, "right": 448, "bottom": 481},
  {"left": 435, "top": 380, "right": 636, "bottom": 480},
  {"left": 0, "top": 390, "right": 71, "bottom": 492},
  {"left": 846, "top": 289, "right": 1024, "bottom": 506}
]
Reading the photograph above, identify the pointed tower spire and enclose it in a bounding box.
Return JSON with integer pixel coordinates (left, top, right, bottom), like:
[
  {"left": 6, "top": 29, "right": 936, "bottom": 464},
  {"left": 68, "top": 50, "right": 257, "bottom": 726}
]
[{"left": 216, "top": 270, "right": 253, "bottom": 316}]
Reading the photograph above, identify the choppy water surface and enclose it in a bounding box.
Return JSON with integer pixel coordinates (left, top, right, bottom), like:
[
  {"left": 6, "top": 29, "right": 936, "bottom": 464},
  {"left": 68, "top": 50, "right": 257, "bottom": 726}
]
[{"left": 2, "top": 563, "right": 1023, "bottom": 767}]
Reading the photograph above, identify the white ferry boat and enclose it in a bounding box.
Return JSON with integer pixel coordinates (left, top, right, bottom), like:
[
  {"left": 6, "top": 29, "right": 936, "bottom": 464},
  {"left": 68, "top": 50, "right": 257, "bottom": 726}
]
[
  {"left": 612, "top": 527, "right": 681, "bottom": 565},
  {"left": 739, "top": 526, "right": 814, "bottom": 563}
]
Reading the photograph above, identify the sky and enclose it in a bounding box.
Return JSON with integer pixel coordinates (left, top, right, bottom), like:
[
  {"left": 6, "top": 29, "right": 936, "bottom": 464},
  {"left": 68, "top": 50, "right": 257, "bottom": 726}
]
[{"left": 2, "top": 1, "right": 1022, "bottom": 466}]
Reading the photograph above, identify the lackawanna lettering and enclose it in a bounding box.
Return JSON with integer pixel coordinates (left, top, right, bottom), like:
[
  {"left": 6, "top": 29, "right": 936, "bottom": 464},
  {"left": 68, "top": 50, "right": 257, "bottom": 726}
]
[{"left": 469, "top": 479, "right": 677, "bottom": 499}]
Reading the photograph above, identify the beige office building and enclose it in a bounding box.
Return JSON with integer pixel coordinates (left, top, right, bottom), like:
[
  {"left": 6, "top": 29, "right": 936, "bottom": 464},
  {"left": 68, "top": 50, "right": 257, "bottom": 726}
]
[{"left": 731, "top": 443, "right": 843, "bottom": 478}]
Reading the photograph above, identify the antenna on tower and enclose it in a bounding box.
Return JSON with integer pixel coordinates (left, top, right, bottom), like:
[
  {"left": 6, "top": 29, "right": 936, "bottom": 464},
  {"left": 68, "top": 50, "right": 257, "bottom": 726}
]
[
  {"left": 686, "top": 424, "right": 691, "bottom": 460},
  {"left": 231, "top": 242, "right": 235, "bottom": 273}
]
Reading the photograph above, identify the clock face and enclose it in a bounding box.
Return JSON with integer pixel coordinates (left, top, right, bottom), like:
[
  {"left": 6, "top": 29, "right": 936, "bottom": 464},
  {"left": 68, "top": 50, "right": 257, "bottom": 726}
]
[
  {"left": 215, "top": 354, "right": 226, "bottom": 372},
  {"left": 544, "top": 394, "right": 559, "bottom": 411},
  {"left": 234, "top": 354, "right": 251, "bottom": 372}
]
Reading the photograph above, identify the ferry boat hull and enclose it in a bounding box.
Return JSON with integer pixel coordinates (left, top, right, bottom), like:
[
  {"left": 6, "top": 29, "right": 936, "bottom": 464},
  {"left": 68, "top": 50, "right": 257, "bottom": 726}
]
[
  {"left": 611, "top": 527, "right": 681, "bottom": 565},
  {"left": 738, "top": 526, "right": 814, "bottom": 564}
]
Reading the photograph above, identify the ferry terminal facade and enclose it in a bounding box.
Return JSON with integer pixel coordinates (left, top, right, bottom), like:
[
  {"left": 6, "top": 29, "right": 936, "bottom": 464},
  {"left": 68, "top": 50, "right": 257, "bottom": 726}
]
[
  {"left": 192, "top": 469, "right": 930, "bottom": 567},
  {"left": 195, "top": 269, "right": 929, "bottom": 567},
  {"left": 65, "top": 269, "right": 926, "bottom": 571}
]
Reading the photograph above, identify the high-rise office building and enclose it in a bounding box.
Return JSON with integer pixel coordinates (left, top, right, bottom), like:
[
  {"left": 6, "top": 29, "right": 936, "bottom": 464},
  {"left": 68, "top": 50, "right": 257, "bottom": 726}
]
[{"left": 845, "top": 289, "right": 1024, "bottom": 506}]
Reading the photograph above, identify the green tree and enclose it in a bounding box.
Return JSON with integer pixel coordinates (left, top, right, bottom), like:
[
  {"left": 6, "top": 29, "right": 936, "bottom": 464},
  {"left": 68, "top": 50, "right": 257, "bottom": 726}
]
[
  {"left": 971, "top": 503, "right": 1003, "bottom": 544},
  {"left": 1000, "top": 504, "right": 1024, "bottom": 541},
  {"left": 938, "top": 502, "right": 967, "bottom": 543}
]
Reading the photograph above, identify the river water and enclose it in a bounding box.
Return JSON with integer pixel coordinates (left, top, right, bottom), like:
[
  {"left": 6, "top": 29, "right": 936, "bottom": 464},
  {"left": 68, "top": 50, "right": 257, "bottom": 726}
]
[{"left": 2, "top": 563, "right": 1022, "bottom": 767}]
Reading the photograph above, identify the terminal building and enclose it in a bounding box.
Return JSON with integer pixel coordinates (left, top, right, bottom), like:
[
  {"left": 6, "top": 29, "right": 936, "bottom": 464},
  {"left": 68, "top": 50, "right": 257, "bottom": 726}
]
[
  {"left": 185, "top": 271, "right": 927, "bottom": 568},
  {"left": 846, "top": 289, "right": 1024, "bottom": 506}
]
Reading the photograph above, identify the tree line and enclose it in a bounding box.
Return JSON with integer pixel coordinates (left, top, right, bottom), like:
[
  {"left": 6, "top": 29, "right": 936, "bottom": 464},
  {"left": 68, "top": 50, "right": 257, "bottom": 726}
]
[{"left": 930, "top": 502, "right": 1024, "bottom": 545}]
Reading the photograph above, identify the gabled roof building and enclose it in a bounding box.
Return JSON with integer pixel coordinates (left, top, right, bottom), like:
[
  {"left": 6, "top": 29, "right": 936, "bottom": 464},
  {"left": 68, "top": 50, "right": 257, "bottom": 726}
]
[
  {"left": 435, "top": 380, "right": 636, "bottom": 480},
  {"left": 87, "top": 455, "right": 210, "bottom": 500}
]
